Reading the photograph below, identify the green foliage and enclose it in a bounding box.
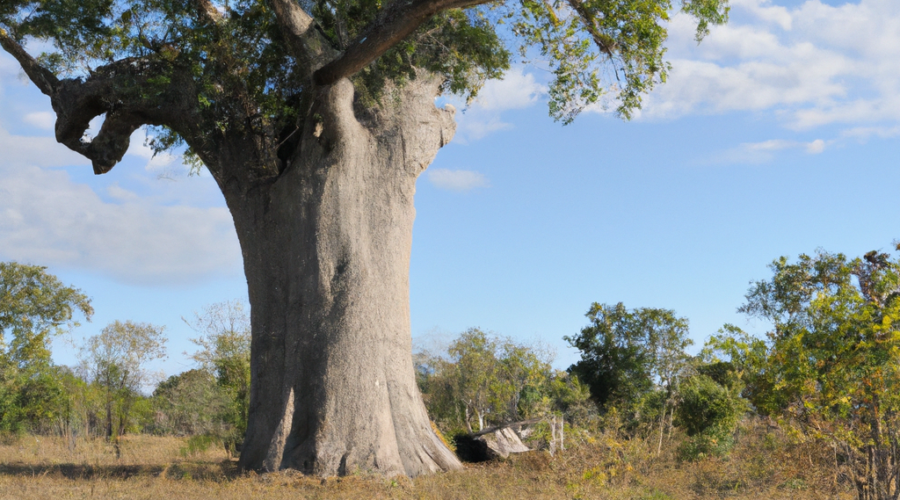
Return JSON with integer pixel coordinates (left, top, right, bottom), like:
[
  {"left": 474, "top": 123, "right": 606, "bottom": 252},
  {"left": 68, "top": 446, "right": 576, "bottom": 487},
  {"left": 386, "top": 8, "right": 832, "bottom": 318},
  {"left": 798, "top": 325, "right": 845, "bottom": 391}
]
[
  {"left": 706, "top": 246, "right": 900, "bottom": 498},
  {"left": 0, "top": 262, "right": 92, "bottom": 433},
  {"left": 151, "top": 369, "right": 228, "bottom": 436},
  {"left": 186, "top": 300, "right": 250, "bottom": 454},
  {"left": 565, "top": 302, "right": 692, "bottom": 411},
  {"left": 674, "top": 373, "right": 745, "bottom": 459},
  {"left": 80, "top": 320, "right": 167, "bottom": 439},
  {"left": 0, "top": 262, "right": 93, "bottom": 369},
  {"left": 510, "top": 0, "right": 727, "bottom": 121},
  {"left": 701, "top": 324, "right": 778, "bottom": 414},
  {"left": 1, "top": 0, "right": 729, "bottom": 167},
  {"left": 676, "top": 423, "right": 734, "bottom": 461},
  {"left": 179, "top": 432, "right": 220, "bottom": 457},
  {"left": 416, "top": 328, "right": 586, "bottom": 435}
]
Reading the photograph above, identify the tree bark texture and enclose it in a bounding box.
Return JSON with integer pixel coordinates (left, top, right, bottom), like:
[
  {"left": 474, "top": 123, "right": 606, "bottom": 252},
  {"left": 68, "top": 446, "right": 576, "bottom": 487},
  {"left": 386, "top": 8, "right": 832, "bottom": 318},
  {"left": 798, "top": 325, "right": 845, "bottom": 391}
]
[{"left": 224, "top": 75, "right": 461, "bottom": 476}]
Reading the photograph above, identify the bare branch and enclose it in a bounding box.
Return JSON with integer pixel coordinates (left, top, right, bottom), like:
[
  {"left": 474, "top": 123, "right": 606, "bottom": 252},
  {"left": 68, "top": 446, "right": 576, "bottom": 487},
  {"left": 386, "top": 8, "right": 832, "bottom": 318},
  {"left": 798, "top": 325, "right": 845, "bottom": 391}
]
[
  {"left": 267, "top": 0, "right": 338, "bottom": 76},
  {"left": 312, "top": 0, "right": 486, "bottom": 86},
  {"left": 0, "top": 29, "right": 59, "bottom": 95}
]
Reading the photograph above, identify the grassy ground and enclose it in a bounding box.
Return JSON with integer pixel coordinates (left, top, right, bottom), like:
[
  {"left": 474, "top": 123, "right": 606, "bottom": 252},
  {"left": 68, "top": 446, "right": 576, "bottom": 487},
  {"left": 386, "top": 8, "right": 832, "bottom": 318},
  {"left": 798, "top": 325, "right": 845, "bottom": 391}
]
[{"left": 0, "top": 422, "right": 854, "bottom": 499}]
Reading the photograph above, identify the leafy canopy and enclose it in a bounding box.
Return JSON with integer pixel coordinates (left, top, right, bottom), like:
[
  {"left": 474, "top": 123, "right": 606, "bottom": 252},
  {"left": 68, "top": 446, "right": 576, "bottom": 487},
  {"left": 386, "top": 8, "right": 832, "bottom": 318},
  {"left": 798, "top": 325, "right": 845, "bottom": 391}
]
[
  {"left": 0, "top": 262, "right": 93, "bottom": 370},
  {"left": 565, "top": 302, "right": 692, "bottom": 408},
  {"left": 703, "top": 246, "right": 900, "bottom": 496},
  {"left": 0, "top": 0, "right": 728, "bottom": 161}
]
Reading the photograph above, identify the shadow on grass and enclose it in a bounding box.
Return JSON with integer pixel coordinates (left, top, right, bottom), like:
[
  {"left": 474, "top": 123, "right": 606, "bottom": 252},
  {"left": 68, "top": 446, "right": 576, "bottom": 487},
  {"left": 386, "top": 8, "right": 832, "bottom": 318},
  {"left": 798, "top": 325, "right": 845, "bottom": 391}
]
[{"left": 0, "top": 460, "right": 241, "bottom": 481}]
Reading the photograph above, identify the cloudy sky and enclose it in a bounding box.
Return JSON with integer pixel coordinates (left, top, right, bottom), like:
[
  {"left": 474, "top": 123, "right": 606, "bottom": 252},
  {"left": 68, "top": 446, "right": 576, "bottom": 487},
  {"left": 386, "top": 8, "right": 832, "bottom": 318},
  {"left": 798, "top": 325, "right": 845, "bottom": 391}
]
[{"left": 1, "top": 0, "right": 899, "bottom": 375}]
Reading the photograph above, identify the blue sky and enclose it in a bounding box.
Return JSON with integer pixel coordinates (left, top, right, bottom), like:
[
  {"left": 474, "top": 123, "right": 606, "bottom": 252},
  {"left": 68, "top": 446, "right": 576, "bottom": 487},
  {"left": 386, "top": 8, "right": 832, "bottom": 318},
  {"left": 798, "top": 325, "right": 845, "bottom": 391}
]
[{"left": 1, "top": 0, "right": 899, "bottom": 378}]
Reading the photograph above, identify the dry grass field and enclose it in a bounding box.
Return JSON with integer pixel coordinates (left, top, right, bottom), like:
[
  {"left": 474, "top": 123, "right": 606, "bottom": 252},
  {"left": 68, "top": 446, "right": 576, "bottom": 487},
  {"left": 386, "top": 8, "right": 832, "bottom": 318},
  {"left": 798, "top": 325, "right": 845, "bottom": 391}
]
[{"left": 0, "top": 422, "right": 854, "bottom": 499}]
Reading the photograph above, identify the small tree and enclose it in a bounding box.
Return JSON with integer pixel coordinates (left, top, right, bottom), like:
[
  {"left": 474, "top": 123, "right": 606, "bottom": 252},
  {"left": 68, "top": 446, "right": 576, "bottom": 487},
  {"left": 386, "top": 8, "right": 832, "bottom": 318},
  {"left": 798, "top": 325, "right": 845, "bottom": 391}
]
[
  {"left": 186, "top": 300, "right": 251, "bottom": 452},
  {"left": 446, "top": 328, "right": 504, "bottom": 433},
  {"left": 81, "top": 320, "right": 167, "bottom": 439},
  {"left": 674, "top": 373, "right": 745, "bottom": 460},
  {"left": 0, "top": 262, "right": 92, "bottom": 432}
]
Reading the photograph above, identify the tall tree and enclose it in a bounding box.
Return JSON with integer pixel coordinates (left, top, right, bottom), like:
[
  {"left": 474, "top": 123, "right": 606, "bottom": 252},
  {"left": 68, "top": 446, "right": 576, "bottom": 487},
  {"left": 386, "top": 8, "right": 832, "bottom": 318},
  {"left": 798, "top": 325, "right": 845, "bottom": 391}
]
[
  {"left": 0, "top": 0, "right": 727, "bottom": 475},
  {"left": 0, "top": 262, "right": 93, "bottom": 432}
]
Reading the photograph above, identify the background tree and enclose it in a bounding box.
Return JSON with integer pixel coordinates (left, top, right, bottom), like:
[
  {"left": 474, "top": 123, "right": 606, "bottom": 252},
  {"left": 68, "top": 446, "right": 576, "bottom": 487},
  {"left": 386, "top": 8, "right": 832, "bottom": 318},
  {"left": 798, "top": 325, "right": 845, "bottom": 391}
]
[
  {"left": 81, "top": 321, "right": 167, "bottom": 440},
  {"left": 566, "top": 303, "right": 692, "bottom": 408},
  {"left": 185, "top": 300, "right": 251, "bottom": 453},
  {"left": 151, "top": 369, "right": 228, "bottom": 437},
  {"left": 707, "top": 247, "right": 900, "bottom": 500},
  {"left": 416, "top": 328, "right": 576, "bottom": 436},
  {"left": 445, "top": 328, "right": 506, "bottom": 433},
  {"left": 0, "top": 262, "right": 93, "bottom": 433},
  {"left": 0, "top": 0, "right": 727, "bottom": 475},
  {"left": 566, "top": 302, "right": 692, "bottom": 453}
]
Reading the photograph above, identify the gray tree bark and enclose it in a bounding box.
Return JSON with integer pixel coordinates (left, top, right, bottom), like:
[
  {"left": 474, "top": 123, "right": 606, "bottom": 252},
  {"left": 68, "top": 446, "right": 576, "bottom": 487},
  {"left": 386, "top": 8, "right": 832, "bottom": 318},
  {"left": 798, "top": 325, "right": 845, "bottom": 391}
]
[{"left": 225, "top": 75, "right": 462, "bottom": 476}]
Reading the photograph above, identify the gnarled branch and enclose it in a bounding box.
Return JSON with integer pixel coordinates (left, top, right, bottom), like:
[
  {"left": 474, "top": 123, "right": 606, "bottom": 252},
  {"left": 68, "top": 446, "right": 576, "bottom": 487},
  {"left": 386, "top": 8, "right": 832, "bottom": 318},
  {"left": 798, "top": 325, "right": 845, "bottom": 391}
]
[
  {"left": 49, "top": 58, "right": 202, "bottom": 174},
  {"left": 564, "top": 0, "right": 618, "bottom": 58},
  {"left": 0, "top": 33, "right": 204, "bottom": 175}
]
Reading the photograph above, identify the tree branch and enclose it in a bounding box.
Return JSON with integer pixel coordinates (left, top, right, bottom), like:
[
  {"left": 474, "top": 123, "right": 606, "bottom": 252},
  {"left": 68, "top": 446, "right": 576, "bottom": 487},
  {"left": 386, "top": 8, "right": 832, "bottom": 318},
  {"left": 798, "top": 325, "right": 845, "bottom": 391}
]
[
  {"left": 312, "top": 0, "right": 486, "bottom": 86},
  {"left": 564, "top": 0, "right": 617, "bottom": 58},
  {"left": 194, "top": 0, "right": 224, "bottom": 24},
  {"left": 0, "top": 37, "right": 204, "bottom": 175},
  {"left": 49, "top": 59, "right": 201, "bottom": 174},
  {"left": 267, "top": 0, "right": 338, "bottom": 76},
  {"left": 0, "top": 29, "right": 59, "bottom": 95}
]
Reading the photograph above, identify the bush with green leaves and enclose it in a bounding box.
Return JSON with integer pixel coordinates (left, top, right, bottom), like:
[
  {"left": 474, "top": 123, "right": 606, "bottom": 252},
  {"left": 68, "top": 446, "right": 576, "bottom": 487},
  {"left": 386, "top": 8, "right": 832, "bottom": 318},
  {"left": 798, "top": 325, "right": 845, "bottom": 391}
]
[
  {"left": 151, "top": 369, "right": 228, "bottom": 437},
  {"left": 675, "top": 373, "right": 745, "bottom": 460}
]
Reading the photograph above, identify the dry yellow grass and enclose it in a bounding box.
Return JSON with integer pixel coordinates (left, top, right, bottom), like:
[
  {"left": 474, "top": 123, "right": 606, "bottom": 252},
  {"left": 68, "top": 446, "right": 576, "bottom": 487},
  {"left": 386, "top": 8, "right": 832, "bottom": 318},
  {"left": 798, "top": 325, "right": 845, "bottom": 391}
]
[{"left": 0, "top": 423, "right": 855, "bottom": 500}]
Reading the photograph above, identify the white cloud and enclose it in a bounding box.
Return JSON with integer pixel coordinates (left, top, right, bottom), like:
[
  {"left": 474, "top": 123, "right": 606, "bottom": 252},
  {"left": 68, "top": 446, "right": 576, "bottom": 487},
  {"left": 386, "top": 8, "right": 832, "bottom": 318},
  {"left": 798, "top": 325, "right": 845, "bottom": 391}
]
[
  {"left": 106, "top": 183, "right": 140, "bottom": 202},
  {"left": 733, "top": 0, "right": 793, "bottom": 30},
  {"left": 23, "top": 111, "right": 55, "bottom": 130},
  {"left": 471, "top": 68, "right": 546, "bottom": 111},
  {"left": 0, "top": 127, "right": 90, "bottom": 168},
  {"left": 711, "top": 137, "right": 828, "bottom": 164},
  {"left": 449, "top": 67, "right": 547, "bottom": 143},
  {"left": 840, "top": 125, "right": 900, "bottom": 141},
  {"left": 0, "top": 126, "right": 241, "bottom": 285},
  {"left": 805, "top": 139, "right": 825, "bottom": 154},
  {"left": 427, "top": 168, "right": 490, "bottom": 192},
  {"left": 636, "top": 0, "right": 900, "bottom": 132},
  {"left": 453, "top": 116, "right": 512, "bottom": 142}
]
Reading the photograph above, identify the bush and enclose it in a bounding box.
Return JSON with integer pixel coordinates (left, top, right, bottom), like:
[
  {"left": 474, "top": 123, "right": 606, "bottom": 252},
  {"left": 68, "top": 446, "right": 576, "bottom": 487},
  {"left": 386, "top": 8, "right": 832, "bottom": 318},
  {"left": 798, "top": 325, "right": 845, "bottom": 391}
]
[{"left": 675, "top": 374, "right": 745, "bottom": 459}]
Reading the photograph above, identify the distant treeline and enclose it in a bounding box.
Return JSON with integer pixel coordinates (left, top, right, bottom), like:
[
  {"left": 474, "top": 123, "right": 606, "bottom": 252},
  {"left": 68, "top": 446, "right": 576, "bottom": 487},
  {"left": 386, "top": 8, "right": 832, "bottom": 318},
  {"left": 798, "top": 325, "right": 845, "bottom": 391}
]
[{"left": 4, "top": 245, "right": 900, "bottom": 499}]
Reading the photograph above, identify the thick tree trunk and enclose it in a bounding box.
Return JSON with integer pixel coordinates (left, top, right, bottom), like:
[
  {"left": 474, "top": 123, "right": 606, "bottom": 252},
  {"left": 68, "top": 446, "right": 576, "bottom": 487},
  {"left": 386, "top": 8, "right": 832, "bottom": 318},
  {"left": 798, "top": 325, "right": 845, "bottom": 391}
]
[{"left": 224, "top": 75, "right": 461, "bottom": 476}]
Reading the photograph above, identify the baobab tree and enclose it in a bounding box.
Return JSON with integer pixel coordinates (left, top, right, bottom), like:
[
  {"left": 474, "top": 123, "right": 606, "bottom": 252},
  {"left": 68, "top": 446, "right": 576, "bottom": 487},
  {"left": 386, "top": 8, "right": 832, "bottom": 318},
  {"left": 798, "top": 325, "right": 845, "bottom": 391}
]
[{"left": 0, "top": 0, "right": 727, "bottom": 476}]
